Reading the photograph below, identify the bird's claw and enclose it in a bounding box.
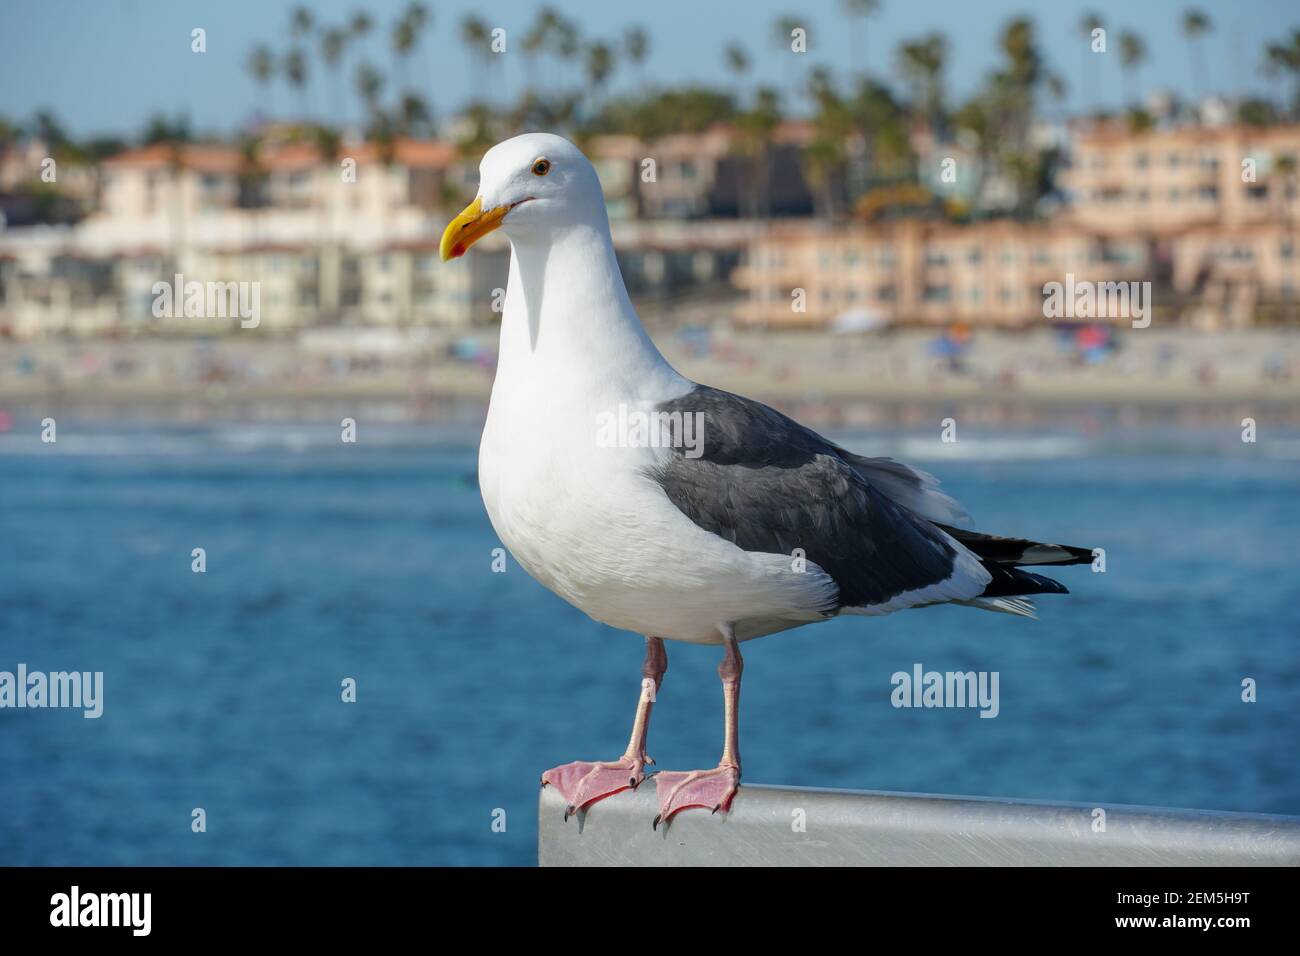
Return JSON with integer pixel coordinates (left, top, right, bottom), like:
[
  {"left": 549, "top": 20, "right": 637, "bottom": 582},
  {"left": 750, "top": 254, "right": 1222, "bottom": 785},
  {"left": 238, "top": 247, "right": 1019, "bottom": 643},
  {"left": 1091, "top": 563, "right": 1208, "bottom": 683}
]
[
  {"left": 542, "top": 755, "right": 648, "bottom": 818},
  {"left": 652, "top": 763, "right": 740, "bottom": 828}
]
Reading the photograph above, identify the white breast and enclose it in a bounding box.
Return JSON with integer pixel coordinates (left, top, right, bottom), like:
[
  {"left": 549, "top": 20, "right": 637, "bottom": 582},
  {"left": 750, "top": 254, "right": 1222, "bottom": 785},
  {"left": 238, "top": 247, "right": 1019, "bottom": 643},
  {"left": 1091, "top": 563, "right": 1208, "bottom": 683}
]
[{"left": 478, "top": 373, "right": 838, "bottom": 644}]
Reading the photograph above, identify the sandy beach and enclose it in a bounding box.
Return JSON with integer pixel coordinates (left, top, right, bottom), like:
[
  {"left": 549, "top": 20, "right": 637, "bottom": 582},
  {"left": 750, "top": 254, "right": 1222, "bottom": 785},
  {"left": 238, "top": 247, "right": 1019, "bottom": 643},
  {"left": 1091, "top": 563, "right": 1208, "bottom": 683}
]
[{"left": 2, "top": 324, "right": 1298, "bottom": 425}]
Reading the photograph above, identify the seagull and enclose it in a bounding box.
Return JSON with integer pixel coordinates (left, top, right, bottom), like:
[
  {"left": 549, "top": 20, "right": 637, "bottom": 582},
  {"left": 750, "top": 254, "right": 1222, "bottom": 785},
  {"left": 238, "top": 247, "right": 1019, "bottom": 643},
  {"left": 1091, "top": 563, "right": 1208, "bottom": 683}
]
[{"left": 440, "top": 132, "right": 1093, "bottom": 827}]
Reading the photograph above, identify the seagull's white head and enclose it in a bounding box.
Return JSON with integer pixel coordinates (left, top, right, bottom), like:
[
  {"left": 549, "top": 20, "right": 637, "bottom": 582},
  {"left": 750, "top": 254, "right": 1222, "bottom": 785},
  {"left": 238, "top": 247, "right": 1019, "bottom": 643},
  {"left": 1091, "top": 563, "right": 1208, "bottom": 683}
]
[{"left": 439, "top": 132, "right": 606, "bottom": 261}]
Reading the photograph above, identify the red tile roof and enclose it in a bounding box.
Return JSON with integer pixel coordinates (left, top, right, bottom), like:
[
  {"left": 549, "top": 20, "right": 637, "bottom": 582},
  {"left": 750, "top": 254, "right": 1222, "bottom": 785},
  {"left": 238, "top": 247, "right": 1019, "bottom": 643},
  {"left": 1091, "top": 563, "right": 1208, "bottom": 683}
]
[{"left": 102, "top": 143, "right": 244, "bottom": 174}]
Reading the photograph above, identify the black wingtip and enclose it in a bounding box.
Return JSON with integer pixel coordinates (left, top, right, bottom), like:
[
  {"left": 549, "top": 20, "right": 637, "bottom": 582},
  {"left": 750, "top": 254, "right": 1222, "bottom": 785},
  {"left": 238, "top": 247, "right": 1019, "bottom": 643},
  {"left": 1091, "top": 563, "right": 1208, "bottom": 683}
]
[{"left": 979, "top": 562, "right": 1071, "bottom": 598}]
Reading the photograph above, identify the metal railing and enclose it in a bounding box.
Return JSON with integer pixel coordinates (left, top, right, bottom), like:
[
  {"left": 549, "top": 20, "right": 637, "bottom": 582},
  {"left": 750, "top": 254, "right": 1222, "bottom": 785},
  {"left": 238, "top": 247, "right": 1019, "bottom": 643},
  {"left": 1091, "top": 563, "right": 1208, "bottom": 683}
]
[{"left": 539, "top": 783, "right": 1300, "bottom": 866}]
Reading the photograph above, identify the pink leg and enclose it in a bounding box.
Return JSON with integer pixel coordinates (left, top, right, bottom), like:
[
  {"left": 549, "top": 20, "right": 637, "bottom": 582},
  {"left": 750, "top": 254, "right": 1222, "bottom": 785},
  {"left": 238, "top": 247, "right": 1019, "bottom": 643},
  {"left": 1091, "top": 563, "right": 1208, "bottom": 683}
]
[
  {"left": 542, "top": 636, "right": 667, "bottom": 820},
  {"left": 653, "top": 625, "right": 742, "bottom": 828}
]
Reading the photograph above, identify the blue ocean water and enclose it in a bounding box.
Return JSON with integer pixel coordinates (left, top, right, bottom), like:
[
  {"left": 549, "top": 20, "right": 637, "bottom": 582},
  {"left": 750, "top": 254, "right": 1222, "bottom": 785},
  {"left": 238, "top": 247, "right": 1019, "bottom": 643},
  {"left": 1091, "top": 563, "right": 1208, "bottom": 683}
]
[{"left": 1, "top": 421, "right": 1297, "bottom": 865}]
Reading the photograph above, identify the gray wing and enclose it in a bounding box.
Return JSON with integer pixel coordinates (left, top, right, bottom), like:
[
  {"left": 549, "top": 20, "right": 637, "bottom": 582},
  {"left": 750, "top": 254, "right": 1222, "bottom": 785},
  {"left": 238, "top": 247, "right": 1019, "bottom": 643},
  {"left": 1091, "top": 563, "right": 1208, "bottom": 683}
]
[{"left": 645, "top": 385, "right": 986, "bottom": 612}]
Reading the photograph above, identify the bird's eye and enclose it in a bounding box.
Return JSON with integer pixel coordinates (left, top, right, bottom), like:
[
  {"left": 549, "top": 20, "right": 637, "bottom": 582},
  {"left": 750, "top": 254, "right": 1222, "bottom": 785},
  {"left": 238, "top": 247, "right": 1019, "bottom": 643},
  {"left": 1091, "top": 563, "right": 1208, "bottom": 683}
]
[{"left": 531, "top": 158, "right": 551, "bottom": 176}]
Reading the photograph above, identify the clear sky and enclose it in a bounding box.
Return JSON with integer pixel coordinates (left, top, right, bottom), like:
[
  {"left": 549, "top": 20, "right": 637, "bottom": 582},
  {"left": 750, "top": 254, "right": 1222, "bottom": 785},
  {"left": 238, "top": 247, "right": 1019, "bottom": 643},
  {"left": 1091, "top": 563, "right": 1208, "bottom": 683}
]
[{"left": 0, "top": 0, "right": 1294, "bottom": 138}]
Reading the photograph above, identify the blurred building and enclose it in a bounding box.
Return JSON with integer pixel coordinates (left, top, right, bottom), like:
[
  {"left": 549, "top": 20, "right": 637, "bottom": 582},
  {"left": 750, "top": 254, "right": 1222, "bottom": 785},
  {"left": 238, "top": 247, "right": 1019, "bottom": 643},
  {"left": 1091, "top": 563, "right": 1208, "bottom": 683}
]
[
  {"left": 0, "top": 129, "right": 769, "bottom": 338},
  {"left": 0, "top": 137, "right": 100, "bottom": 226},
  {"left": 734, "top": 119, "right": 1300, "bottom": 329},
  {"left": 1060, "top": 120, "right": 1299, "bottom": 324},
  {"left": 732, "top": 219, "right": 1149, "bottom": 327},
  {"left": 1060, "top": 121, "right": 1299, "bottom": 236},
  {"left": 1, "top": 119, "right": 1297, "bottom": 338}
]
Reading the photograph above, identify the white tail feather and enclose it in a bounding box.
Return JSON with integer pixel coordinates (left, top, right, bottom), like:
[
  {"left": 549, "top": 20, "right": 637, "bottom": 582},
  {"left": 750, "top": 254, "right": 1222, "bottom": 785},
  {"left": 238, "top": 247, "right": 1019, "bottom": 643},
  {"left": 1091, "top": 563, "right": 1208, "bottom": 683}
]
[{"left": 956, "top": 596, "right": 1038, "bottom": 619}]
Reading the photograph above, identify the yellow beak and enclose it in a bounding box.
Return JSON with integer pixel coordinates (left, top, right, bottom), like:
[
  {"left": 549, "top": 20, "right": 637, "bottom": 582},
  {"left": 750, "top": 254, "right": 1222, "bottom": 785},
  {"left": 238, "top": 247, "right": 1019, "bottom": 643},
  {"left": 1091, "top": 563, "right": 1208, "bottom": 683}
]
[{"left": 440, "top": 197, "right": 510, "bottom": 261}]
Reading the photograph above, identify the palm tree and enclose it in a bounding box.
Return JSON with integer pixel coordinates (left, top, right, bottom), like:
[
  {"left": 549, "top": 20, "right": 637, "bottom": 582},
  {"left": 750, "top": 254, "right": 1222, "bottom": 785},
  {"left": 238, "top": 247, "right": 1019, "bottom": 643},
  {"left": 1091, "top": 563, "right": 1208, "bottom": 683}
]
[
  {"left": 552, "top": 14, "right": 581, "bottom": 59},
  {"left": 348, "top": 12, "right": 374, "bottom": 124},
  {"left": 1078, "top": 12, "right": 1104, "bottom": 114},
  {"left": 286, "top": 8, "right": 315, "bottom": 113},
  {"left": 850, "top": 78, "right": 913, "bottom": 187},
  {"left": 392, "top": 13, "right": 418, "bottom": 91},
  {"left": 803, "top": 136, "right": 843, "bottom": 218},
  {"left": 624, "top": 26, "right": 650, "bottom": 91},
  {"left": 840, "top": 0, "right": 881, "bottom": 78},
  {"left": 895, "top": 33, "right": 947, "bottom": 133},
  {"left": 283, "top": 47, "right": 311, "bottom": 120},
  {"left": 320, "top": 28, "right": 348, "bottom": 126},
  {"left": 585, "top": 42, "right": 615, "bottom": 116},
  {"left": 1265, "top": 30, "right": 1300, "bottom": 119},
  {"left": 247, "top": 45, "right": 277, "bottom": 118},
  {"left": 1182, "top": 9, "right": 1212, "bottom": 101},
  {"left": 398, "top": 92, "right": 433, "bottom": 137},
  {"left": 349, "top": 11, "right": 373, "bottom": 40},
  {"left": 354, "top": 62, "right": 385, "bottom": 132},
  {"left": 805, "top": 67, "right": 851, "bottom": 218},
  {"left": 988, "top": 17, "right": 1052, "bottom": 217},
  {"left": 772, "top": 15, "right": 803, "bottom": 51},
  {"left": 404, "top": 3, "right": 433, "bottom": 105},
  {"left": 1119, "top": 31, "right": 1147, "bottom": 110},
  {"left": 460, "top": 16, "right": 493, "bottom": 101},
  {"left": 724, "top": 43, "right": 750, "bottom": 105},
  {"left": 772, "top": 15, "right": 805, "bottom": 111},
  {"left": 290, "top": 7, "right": 314, "bottom": 40}
]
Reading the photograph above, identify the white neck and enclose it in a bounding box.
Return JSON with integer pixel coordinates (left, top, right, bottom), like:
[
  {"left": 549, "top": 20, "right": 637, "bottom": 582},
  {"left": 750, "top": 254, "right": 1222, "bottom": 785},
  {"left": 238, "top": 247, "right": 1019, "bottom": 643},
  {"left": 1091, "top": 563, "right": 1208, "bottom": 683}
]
[{"left": 495, "top": 220, "right": 684, "bottom": 400}]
